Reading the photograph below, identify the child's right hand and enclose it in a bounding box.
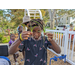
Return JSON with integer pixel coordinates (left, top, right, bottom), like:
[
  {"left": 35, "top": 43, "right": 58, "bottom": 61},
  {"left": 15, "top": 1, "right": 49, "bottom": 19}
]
[{"left": 21, "top": 31, "right": 32, "bottom": 40}]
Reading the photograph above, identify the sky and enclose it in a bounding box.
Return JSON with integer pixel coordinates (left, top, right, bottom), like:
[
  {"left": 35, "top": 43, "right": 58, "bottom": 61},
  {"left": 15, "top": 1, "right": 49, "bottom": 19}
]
[{"left": 2, "top": 9, "right": 11, "bottom": 21}]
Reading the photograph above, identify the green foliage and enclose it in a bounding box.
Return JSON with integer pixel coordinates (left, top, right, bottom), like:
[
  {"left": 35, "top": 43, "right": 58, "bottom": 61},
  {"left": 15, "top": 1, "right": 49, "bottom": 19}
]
[
  {"left": 6, "top": 9, "right": 24, "bottom": 28},
  {"left": 40, "top": 9, "right": 50, "bottom": 24},
  {"left": 0, "top": 33, "right": 4, "bottom": 43},
  {"left": 2, "top": 36, "right": 10, "bottom": 43},
  {"left": 1, "top": 9, "right": 75, "bottom": 33},
  {"left": 0, "top": 33, "right": 10, "bottom": 43}
]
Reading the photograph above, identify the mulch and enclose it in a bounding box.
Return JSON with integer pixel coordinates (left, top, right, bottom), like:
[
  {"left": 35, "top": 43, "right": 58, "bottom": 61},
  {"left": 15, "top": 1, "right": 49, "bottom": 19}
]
[{"left": 8, "top": 49, "right": 71, "bottom": 65}]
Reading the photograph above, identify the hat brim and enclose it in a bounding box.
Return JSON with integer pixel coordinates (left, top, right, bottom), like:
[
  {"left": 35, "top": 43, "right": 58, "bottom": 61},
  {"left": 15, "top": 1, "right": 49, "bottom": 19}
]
[
  {"left": 22, "top": 22, "right": 28, "bottom": 24},
  {"left": 22, "top": 20, "right": 30, "bottom": 24}
]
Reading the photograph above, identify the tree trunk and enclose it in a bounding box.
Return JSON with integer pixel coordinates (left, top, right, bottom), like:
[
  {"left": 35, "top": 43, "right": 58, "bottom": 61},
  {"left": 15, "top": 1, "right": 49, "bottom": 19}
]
[
  {"left": 50, "top": 20, "right": 55, "bottom": 29},
  {"left": 55, "top": 15, "right": 58, "bottom": 26},
  {"left": 48, "top": 9, "right": 56, "bottom": 29}
]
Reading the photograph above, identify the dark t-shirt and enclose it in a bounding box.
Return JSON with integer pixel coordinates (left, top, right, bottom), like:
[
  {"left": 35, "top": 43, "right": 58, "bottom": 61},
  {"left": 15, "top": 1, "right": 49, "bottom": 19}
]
[{"left": 19, "top": 36, "right": 52, "bottom": 65}]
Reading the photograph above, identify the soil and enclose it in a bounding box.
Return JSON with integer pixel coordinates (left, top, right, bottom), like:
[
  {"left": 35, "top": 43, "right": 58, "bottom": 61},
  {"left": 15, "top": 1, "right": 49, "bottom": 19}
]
[{"left": 8, "top": 49, "right": 71, "bottom": 65}]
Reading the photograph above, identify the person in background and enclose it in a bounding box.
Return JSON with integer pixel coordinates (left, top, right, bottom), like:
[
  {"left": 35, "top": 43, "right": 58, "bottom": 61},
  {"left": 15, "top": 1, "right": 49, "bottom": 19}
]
[
  {"left": 63, "top": 26, "right": 66, "bottom": 31},
  {"left": 9, "top": 34, "right": 19, "bottom": 65},
  {"left": 17, "top": 16, "right": 30, "bottom": 61},
  {"left": 73, "top": 26, "right": 75, "bottom": 31},
  {"left": 69, "top": 24, "right": 73, "bottom": 31}
]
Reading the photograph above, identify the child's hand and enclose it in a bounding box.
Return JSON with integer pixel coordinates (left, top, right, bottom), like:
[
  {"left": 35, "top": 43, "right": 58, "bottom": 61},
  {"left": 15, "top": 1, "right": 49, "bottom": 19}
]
[
  {"left": 45, "top": 33, "right": 53, "bottom": 42},
  {"left": 21, "top": 31, "right": 33, "bottom": 40}
]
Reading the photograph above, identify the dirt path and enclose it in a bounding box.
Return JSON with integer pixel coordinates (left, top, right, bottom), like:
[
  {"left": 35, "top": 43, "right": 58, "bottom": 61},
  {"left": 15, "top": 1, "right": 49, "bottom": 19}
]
[
  {"left": 8, "top": 49, "right": 71, "bottom": 65},
  {"left": 8, "top": 51, "right": 24, "bottom": 65}
]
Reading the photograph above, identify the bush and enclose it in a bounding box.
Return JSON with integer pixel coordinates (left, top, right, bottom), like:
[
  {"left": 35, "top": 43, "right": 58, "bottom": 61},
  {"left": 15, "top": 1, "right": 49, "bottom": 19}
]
[
  {"left": 0, "top": 33, "right": 10, "bottom": 43},
  {"left": 2, "top": 36, "right": 10, "bottom": 43},
  {"left": 0, "top": 33, "right": 4, "bottom": 43}
]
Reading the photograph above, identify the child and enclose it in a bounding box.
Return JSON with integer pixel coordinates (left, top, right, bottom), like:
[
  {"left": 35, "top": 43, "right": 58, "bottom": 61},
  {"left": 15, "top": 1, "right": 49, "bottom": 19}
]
[
  {"left": 9, "top": 34, "right": 19, "bottom": 65},
  {"left": 9, "top": 19, "right": 61, "bottom": 65}
]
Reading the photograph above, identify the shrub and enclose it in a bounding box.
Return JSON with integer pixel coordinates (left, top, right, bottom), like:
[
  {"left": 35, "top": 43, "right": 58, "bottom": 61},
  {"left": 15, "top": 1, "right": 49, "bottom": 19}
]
[
  {"left": 0, "top": 33, "right": 10, "bottom": 43},
  {"left": 2, "top": 36, "right": 10, "bottom": 43},
  {"left": 0, "top": 33, "right": 4, "bottom": 43}
]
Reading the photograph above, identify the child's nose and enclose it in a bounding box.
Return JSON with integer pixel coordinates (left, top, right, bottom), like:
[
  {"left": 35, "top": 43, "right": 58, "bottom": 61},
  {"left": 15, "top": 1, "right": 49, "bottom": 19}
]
[{"left": 35, "top": 33, "right": 38, "bottom": 36}]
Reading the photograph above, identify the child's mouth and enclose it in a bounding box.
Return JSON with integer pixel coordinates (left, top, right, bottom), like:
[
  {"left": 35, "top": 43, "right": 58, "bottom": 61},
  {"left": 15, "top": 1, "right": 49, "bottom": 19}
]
[
  {"left": 35, "top": 38, "right": 38, "bottom": 40},
  {"left": 35, "top": 37, "right": 38, "bottom": 40},
  {"left": 32, "top": 36, "right": 39, "bottom": 40}
]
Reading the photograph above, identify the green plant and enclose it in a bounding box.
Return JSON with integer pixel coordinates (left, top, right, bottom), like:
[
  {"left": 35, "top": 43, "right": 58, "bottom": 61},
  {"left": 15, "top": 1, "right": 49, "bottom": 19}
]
[
  {"left": 0, "top": 33, "right": 10, "bottom": 43},
  {"left": 2, "top": 36, "right": 10, "bottom": 43},
  {"left": 0, "top": 33, "right": 4, "bottom": 43}
]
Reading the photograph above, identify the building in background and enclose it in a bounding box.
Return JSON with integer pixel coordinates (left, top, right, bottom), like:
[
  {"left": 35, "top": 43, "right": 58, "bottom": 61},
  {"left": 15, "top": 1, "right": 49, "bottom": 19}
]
[{"left": 57, "top": 14, "right": 75, "bottom": 26}]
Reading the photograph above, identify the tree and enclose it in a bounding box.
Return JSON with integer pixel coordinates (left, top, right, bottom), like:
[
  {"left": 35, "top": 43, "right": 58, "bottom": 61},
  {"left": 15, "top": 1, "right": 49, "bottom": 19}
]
[
  {"left": 48, "top": 9, "right": 75, "bottom": 29},
  {"left": 2, "top": 9, "right": 75, "bottom": 31},
  {"left": 48, "top": 9, "right": 56, "bottom": 29},
  {"left": 41, "top": 9, "right": 50, "bottom": 24},
  {"left": 4, "top": 9, "right": 24, "bottom": 29}
]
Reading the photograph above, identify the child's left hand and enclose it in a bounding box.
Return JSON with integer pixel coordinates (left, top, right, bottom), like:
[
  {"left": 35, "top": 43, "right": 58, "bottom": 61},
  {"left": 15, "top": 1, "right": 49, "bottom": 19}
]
[{"left": 45, "top": 33, "right": 53, "bottom": 42}]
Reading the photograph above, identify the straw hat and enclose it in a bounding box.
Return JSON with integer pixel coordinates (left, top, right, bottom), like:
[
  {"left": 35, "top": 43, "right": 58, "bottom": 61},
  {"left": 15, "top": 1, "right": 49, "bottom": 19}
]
[{"left": 22, "top": 16, "right": 30, "bottom": 24}]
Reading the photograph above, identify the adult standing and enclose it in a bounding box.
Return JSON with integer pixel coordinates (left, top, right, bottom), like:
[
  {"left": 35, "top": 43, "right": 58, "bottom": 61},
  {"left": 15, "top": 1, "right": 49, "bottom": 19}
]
[
  {"left": 18, "top": 16, "right": 30, "bottom": 61},
  {"left": 69, "top": 24, "right": 73, "bottom": 31}
]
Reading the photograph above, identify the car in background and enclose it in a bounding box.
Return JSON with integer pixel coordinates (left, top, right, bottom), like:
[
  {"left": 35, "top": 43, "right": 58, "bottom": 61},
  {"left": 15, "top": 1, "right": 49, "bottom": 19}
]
[{"left": 56, "top": 25, "right": 70, "bottom": 30}]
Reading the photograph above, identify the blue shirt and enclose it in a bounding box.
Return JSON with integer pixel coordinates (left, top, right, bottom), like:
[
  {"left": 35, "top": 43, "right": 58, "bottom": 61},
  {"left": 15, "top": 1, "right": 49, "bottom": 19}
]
[{"left": 19, "top": 36, "right": 52, "bottom": 65}]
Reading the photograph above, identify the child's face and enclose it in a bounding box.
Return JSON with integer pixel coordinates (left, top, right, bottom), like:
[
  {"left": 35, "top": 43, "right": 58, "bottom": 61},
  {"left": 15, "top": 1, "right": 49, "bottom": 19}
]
[
  {"left": 11, "top": 34, "right": 15, "bottom": 40},
  {"left": 32, "top": 26, "right": 42, "bottom": 40}
]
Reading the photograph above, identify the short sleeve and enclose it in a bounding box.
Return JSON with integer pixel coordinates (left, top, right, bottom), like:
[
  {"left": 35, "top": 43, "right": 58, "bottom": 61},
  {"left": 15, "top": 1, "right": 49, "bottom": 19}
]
[
  {"left": 45, "top": 37, "right": 52, "bottom": 46},
  {"left": 18, "top": 40, "right": 26, "bottom": 52},
  {"left": 47, "top": 39, "right": 52, "bottom": 46}
]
